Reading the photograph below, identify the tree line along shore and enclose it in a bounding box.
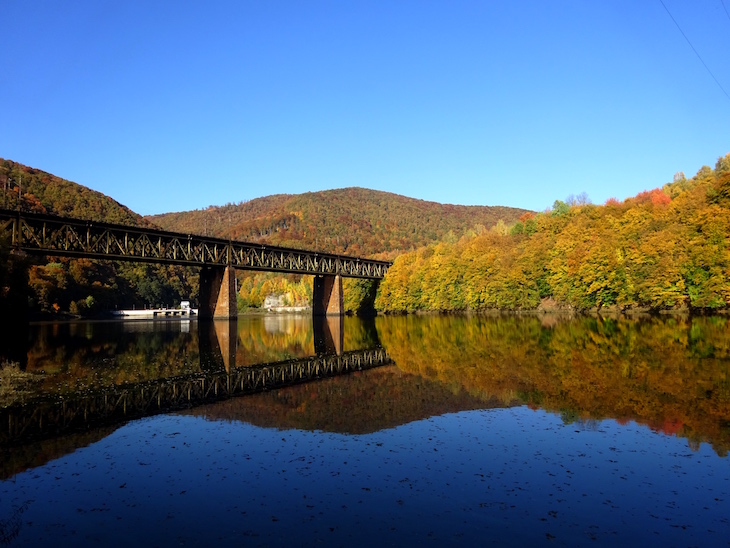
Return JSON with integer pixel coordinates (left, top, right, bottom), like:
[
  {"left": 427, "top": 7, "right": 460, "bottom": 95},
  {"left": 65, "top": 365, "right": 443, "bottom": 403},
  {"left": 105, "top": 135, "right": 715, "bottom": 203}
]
[{"left": 375, "top": 153, "right": 730, "bottom": 315}]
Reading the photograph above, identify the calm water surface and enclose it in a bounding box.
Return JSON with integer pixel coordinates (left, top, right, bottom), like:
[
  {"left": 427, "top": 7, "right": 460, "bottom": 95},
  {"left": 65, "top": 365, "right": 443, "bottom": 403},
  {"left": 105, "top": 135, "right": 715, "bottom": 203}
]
[{"left": 1, "top": 314, "right": 729, "bottom": 546}]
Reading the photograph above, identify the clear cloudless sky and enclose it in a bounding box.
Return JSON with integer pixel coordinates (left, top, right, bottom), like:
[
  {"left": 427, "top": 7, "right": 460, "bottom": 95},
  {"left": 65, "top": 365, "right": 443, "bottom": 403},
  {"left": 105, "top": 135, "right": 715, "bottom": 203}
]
[{"left": 1, "top": 0, "right": 729, "bottom": 215}]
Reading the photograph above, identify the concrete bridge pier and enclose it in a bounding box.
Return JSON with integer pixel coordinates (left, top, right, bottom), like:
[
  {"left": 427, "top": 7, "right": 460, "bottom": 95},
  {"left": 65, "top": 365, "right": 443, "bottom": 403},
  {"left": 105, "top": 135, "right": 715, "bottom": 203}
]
[
  {"left": 313, "top": 274, "right": 344, "bottom": 316},
  {"left": 199, "top": 266, "right": 237, "bottom": 319}
]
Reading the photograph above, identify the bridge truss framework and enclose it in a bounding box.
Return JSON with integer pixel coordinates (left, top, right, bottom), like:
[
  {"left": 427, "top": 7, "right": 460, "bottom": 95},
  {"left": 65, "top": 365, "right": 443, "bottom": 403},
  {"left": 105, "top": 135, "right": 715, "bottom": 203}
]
[{"left": 0, "top": 209, "right": 390, "bottom": 279}]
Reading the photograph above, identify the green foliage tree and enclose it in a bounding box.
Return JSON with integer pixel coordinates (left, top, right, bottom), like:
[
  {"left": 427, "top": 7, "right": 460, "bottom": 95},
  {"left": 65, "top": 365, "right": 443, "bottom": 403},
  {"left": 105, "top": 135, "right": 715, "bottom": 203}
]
[{"left": 551, "top": 200, "right": 571, "bottom": 217}]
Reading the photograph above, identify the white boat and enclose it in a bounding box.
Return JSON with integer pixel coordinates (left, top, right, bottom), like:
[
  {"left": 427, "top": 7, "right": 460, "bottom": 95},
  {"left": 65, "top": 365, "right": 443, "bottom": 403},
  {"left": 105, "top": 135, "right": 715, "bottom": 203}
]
[{"left": 111, "top": 301, "right": 198, "bottom": 319}]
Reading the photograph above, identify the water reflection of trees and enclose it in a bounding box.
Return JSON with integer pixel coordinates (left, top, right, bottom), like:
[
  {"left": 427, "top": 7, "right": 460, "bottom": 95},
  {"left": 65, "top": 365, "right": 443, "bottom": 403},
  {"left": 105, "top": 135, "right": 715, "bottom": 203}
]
[
  {"left": 25, "top": 322, "right": 202, "bottom": 391},
  {"left": 234, "top": 315, "right": 380, "bottom": 365},
  {"left": 377, "top": 315, "right": 730, "bottom": 456},
  {"left": 19, "top": 316, "right": 382, "bottom": 395},
  {"left": 13, "top": 315, "right": 730, "bottom": 456}
]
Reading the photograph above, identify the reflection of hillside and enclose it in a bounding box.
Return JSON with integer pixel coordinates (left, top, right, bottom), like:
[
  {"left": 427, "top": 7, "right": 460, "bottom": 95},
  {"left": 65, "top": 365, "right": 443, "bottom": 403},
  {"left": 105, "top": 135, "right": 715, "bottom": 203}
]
[
  {"left": 376, "top": 315, "right": 730, "bottom": 456},
  {"left": 188, "top": 365, "right": 515, "bottom": 434},
  {"left": 0, "top": 425, "right": 120, "bottom": 480}
]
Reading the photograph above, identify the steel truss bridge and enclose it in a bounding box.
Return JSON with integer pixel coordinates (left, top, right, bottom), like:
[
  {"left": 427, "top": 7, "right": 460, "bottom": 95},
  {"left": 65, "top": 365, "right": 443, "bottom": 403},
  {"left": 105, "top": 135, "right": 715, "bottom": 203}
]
[
  {"left": 0, "top": 209, "right": 390, "bottom": 279},
  {"left": 1, "top": 347, "right": 391, "bottom": 446}
]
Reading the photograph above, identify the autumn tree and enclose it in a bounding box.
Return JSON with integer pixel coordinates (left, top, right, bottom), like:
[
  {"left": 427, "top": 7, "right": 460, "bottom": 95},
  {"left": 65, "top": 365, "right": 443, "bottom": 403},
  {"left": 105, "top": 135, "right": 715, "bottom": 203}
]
[{"left": 375, "top": 153, "right": 730, "bottom": 314}]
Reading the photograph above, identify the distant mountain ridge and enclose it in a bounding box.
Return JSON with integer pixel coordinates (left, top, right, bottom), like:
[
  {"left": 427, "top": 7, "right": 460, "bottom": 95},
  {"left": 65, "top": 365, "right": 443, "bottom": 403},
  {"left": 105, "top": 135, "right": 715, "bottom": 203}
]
[{"left": 147, "top": 187, "right": 530, "bottom": 258}]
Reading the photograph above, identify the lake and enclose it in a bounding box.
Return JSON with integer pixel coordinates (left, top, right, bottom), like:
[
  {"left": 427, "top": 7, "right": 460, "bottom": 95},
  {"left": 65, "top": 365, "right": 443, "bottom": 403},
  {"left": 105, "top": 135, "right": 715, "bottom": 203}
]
[{"left": 1, "top": 314, "right": 729, "bottom": 545}]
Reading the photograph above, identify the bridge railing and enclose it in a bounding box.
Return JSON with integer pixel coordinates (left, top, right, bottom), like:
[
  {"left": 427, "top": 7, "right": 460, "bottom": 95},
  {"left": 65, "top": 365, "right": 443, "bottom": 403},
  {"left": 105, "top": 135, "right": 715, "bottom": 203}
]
[{"left": 0, "top": 209, "right": 390, "bottom": 278}]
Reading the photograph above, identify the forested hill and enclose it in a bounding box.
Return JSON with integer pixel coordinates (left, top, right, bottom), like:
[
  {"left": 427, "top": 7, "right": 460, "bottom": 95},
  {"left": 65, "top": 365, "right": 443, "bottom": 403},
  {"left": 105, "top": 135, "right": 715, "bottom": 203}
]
[
  {"left": 147, "top": 188, "right": 530, "bottom": 258},
  {"left": 1, "top": 159, "right": 182, "bottom": 318},
  {"left": 375, "top": 153, "right": 730, "bottom": 313},
  {"left": 0, "top": 158, "right": 147, "bottom": 227}
]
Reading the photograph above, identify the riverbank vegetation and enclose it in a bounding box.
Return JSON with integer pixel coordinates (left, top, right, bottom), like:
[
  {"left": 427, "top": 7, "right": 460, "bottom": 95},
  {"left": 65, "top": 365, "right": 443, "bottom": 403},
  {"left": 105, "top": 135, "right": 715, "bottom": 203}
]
[
  {"left": 0, "top": 361, "right": 41, "bottom": 407},
  {"left": 375, "top": 153, "right": 730, "bottom": 314}
]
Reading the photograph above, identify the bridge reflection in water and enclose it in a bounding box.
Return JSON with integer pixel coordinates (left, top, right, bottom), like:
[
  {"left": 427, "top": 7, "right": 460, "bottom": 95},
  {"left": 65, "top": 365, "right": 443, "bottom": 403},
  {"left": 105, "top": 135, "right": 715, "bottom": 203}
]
[{"left": 1, "top": 317, "right": 390, "bottom": 446}]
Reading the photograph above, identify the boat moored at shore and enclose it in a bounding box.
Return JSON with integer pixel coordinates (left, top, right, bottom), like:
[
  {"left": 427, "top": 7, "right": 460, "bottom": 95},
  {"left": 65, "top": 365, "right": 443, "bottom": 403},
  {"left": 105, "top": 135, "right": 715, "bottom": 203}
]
[{"left": 111, "top": 301, "right": 198, "bottom": 319}]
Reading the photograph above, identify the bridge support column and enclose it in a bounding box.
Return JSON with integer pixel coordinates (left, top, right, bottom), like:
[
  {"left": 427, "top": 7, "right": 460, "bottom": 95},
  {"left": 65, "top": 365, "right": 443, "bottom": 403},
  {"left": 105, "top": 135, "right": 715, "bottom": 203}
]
[
  {"left": 313, "top": 274, "right": 343, "bottom": 316},
  {"left": 200, "top": 266, "right": 237, "bottom": 319}
]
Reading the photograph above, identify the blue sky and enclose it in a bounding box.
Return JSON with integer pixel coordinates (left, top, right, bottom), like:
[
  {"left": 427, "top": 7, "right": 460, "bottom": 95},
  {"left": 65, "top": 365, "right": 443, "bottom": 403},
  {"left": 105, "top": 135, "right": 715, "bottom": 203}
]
[{"left": 1, "top": 1, "right": 729, "bottom": 216}]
